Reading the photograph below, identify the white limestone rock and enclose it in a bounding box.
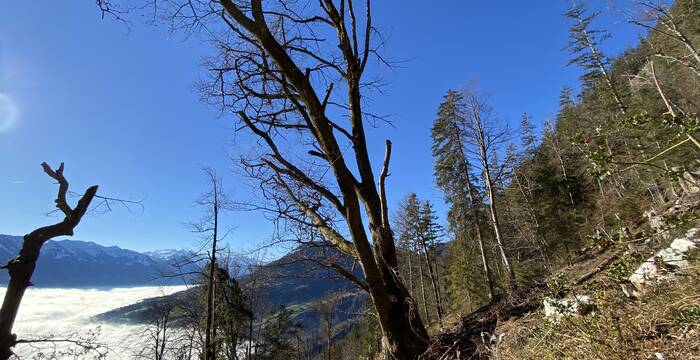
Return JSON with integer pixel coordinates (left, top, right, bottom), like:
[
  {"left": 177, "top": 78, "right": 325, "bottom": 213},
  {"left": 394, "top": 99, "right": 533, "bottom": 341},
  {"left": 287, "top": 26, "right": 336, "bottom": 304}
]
[
  {"left": 628, "top": 228, "right": 699, "bottom": 292},
  {"left": 543, "top": 295, "right": 593, "bottom": 323},
  {"left": 629, "top": 260, "right": 665, "bottom": 292},
  {"left": 656, "top": 247, "right": 689, "bottom": 268},
  {"left": 670, "top": 237, "right": 698, "bottom": 253},
  {"left": 644, "top": 210, "right": 665, "bottom": 231}
]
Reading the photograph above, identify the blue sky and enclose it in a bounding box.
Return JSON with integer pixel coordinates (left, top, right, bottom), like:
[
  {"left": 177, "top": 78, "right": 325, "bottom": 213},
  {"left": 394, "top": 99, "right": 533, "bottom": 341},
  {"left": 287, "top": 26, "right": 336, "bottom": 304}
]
[{"left": 0, "top": 1, "right": 642, "bottom": 254}]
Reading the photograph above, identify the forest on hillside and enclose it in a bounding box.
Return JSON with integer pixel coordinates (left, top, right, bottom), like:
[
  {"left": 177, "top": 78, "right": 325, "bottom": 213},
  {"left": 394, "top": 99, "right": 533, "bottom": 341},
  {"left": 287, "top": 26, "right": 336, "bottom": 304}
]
[{"left": 2, "top": 0, "right": 700, "bottom": 359}]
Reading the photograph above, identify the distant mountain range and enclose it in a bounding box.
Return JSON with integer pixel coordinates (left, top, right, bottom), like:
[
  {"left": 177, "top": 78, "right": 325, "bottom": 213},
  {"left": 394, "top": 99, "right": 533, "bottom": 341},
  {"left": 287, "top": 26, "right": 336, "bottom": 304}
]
[
  {"left": 0, "top": 234, "right": 367, "bottom": 346},
  {"left": 95, "top": 243, "right": 367, "bottom": 339},
  {"left": 0, "top": 234, "right": 196, "bottom": 287}
]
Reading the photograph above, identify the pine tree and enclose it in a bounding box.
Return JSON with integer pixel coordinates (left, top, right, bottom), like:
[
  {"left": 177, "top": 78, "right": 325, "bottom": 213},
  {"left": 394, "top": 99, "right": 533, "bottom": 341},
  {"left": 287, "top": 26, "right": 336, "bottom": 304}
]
[
  {"left": 394, "top": 193, "right": 432, "bottom": 322},
  {"left": 511, "top": 122, "right": 552, "bottom": 268},
  {"left": 260, "top": 306, "right": 302, "bottom": 360},
  {"left": 417, "top": 201, "right": 445, "bottom": 324},
  {"left": 394, "top": 194, "right": 421, "bottom": 297},
  {"left": 431, "top": 90, "right": 496, "bottom": 301},
  {"left": 565, "top": 2, "right": 627, "bottom": 114},
  {"left": 214, "top": 262, "right": 253, "bottom": 360},
  {"left": 519, "top": 113, "right": 537, "bottom": 155}
]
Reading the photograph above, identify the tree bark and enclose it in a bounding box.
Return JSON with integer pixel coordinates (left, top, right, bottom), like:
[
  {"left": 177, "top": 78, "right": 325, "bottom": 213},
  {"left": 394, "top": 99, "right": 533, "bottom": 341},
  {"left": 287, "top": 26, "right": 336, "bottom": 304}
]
[
  {"left": 419, "top": 235, "right": 443, "bottom": 324},
  {"left": 0, "top": 163, "right": 98, "bottom": 360},
  {"left": 483, "top": 164, "right": 517, "bottom": 289},
  {"left": 407, "top": 241, "right": 414, "bottom": 296},
  {"left": 417, "top": 253, "right": 430, "bottom": 324},
  {"left": 204, "top": 199, "right": 218, "bottom": 360},
  {"left": 219, "top": 2, "right": 430, "bottom": 357},
  {"left": 452, "top": 123, "right": 495, "bottom": 301}
]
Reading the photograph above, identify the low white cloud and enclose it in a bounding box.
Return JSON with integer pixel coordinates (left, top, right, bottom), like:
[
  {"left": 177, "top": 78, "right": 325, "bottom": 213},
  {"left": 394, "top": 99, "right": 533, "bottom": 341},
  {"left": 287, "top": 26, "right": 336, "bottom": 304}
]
[
  {"left": 0, "top": 285, "right": 187, "bottom": 359},
  {"left": 0, "top": 93, "right": 19, "bottom": 133}
]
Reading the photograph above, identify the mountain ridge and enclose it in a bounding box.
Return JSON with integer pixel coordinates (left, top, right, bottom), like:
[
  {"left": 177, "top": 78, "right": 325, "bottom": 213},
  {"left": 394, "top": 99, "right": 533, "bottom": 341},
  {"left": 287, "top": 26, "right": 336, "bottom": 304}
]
[
  {"left": 0, "top": 234, "right": 193, "bottom": 287},
  {"left": 94, "top": 242, "right": 367, "bottom": 341}
]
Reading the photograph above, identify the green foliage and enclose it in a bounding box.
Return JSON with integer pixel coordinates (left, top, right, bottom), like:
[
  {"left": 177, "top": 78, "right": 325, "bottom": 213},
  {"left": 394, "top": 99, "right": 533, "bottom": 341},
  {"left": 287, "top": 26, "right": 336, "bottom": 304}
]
[
  {"left": 605, "top": 252, "right": 644, "bottom": 284},
  {"left": 661, "top": 211, "right": 698, "bottom": 230},
  {"left": 685, "top": 247, "right": 700, "bottom": 262},
  {"left": 443, "top": 238, "right": 492, "bottom": 313},
  {"left": 330, "top": 306, "right": 382, "bottom": 360},
  {"left": 585, "top": 231, "right": 611, "bottom": 250},
  {"left": 545, "top": 273, "right": 570, "bottom": 299},
  {"left": 671, "top": 306, "right": 700, "bottom": 326},
  {"left": 395, "top": 193, "right": 448, "bottom": 325},
  {"left": 582, "top": 279, "right": 604, "bottom": 294},
  {"left": 258, "top": 306, "right": 303, "bottom": 360},
  {"left": 587, "top": 145, "right": 612, "bottom": 178}
]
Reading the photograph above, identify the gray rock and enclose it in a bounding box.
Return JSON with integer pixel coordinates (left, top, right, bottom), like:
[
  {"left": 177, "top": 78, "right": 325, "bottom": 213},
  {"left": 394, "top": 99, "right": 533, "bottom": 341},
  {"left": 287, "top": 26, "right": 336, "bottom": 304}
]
[
  {"left": 628, "top": 228, "right": 699, "bottom": 293},
  {"left": 670, "top": 237, "right": 698, "bottom": 253},
  {"left": 644, "top": 210, "right": 665, "bottom": 231},
  {"left": 543, "top": 295, "right": 593, "bottom": 323},
  {"left": 629, "top": 260, "right": 665, "bottom": 292},
  {"left": 656, "top": 247, "right": 689, "bottom": 268}
]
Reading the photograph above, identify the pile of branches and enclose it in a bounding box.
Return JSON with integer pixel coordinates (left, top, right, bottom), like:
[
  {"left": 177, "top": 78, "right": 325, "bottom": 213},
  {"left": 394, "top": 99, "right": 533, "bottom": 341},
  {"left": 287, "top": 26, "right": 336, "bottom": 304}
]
[{"left": 420, "top": 284, "right": 545, "bottom": 360}]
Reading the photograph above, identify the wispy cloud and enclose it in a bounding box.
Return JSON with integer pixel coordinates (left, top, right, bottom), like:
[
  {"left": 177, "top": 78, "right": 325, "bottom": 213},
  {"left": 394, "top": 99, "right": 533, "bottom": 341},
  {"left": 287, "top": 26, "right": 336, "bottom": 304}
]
[
  {"left": 12, "top": 180, "right": 24, "bottom": 184},
  {"left": 0, "top": 93, "right": 19, "bottom": 133}
]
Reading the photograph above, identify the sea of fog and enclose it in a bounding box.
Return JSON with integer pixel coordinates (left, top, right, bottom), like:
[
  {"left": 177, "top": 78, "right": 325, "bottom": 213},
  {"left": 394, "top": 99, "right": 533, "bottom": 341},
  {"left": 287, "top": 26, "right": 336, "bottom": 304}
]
[{"left": 0, "top": 286, "right": 188, "bottom": 359}]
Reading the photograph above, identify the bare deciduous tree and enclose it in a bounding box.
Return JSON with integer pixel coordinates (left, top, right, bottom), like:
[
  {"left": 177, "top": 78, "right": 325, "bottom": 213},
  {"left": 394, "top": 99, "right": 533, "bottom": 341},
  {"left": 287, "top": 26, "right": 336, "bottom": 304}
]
[
  {"left": 459, "top": 87, "right": 518, "bottom": 290},
  {"left": 630, "top": 0, "right": 700, "bottom": 77},
  {"left": 0, "top": 163, "right": 98, "bottom": 360},
  {"left": 113, "top": 1, "right": 431, "bottom": 357},
  {"left": 190, "top": 167, "right": 234, "bottom": 360},
  {"left": 137, "top": 301, "right": 175, "bottom": 360}
]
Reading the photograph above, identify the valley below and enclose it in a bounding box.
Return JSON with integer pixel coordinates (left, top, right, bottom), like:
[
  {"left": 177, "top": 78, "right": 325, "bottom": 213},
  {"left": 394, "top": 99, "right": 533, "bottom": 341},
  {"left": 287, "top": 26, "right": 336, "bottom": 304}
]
[{"left": 0, "top": 285, "right": 188, "bottom": 359}]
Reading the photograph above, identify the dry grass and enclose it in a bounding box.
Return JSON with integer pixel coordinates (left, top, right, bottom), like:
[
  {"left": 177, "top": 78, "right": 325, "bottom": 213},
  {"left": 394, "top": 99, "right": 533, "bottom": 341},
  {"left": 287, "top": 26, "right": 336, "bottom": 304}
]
[{"left": 496, "top": 265, "right": 700, "bottom": 360}]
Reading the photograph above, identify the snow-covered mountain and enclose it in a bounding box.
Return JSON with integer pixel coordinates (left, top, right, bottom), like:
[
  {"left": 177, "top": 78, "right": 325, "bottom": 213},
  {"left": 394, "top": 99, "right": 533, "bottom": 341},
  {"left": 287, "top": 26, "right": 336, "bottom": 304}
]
[
  {"left": 142, "top": 248, "right": 190, "bottom": 262},
  {"left": 0, "top": 234, "right": 191, "bottom": 288}
]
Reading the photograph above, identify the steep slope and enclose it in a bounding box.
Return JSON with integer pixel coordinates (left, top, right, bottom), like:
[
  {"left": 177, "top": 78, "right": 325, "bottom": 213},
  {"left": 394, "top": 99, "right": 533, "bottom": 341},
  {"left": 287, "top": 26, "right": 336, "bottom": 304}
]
[{"left": 423, "top": 198, "right": 700, "bottom": 359}]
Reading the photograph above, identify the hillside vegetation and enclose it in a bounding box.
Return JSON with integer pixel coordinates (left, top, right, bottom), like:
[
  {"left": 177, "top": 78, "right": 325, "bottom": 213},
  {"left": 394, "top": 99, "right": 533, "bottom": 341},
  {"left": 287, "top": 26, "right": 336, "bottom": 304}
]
[
  {"left": 89, "top": 0, "right": 700, "bottom": 358},
  {"left": 335, "top": 0, "right": 700, "bottom": 358},
  {"left": 4, "top": 0, "right": 700, "bottom": 359}
]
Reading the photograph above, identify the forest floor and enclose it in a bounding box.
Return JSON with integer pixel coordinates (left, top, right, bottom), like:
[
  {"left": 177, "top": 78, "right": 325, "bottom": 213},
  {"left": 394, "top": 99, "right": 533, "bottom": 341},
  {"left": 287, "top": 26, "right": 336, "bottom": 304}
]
[{"left": 422, "top": 198, "right": 700, "bottom": 360}]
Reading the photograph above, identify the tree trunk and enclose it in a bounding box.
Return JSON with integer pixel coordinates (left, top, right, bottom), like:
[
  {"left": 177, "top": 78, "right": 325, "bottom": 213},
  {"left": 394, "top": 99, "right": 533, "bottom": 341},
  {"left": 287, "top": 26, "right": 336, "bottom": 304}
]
[
  {"left": 420, "top": 239, "right": 444, "bottom": 324},
  {"left": 407, "top": 243, "right": 414, "bottom": 296},
  {"left": 204, "top": 176, "right": 219, "bottom": 360},
  {"left": 481, "top": 152, "right": 517, "bottom": 289},
  {"left": 0, "top": 163, "right": 97, "bottom": 360},
  {"left": 454, "top": 127, "right": 495, "bottom": 301},
  {"left": 219, "top": 3, "right": 430, "bottom": 357},
  {"left": 417, "top": 253, "right": 430, "bottom": 323},
  {"left": 551, "top": 134, "right": 577, "bottom": 207}
]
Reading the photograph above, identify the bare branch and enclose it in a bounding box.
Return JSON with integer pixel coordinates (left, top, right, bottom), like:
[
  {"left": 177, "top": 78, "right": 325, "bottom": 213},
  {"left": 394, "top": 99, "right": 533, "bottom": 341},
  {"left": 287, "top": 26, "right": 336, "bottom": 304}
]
[{"left": 378, "top": 139, "right": 392, "bottom": 229}]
